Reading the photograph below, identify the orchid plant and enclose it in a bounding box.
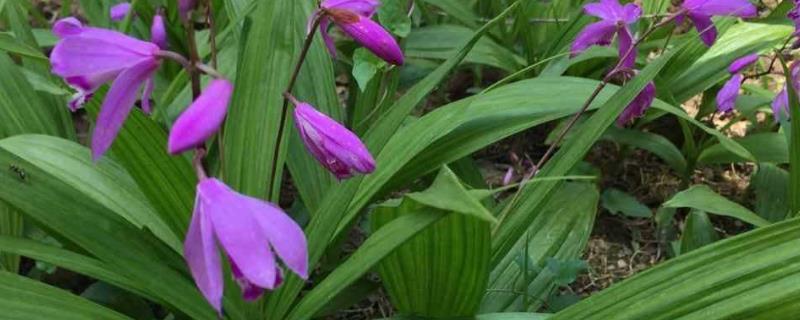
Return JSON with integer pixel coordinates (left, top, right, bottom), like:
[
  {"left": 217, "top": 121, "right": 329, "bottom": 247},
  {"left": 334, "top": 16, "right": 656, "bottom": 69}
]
[{"left": 0, "top": 0, "right": 799, "bottom": 319}]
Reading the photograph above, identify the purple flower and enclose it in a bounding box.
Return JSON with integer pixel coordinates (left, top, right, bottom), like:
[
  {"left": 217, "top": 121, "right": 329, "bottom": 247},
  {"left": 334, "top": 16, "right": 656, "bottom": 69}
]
[
  {"left": 179, "top": 0, "right": 196, "bottom": 17},
  {"left": 617, "top": 81, "right": 656, "bottom": 126},
  {"left": 571, "top": 0, "right": 642, "bottom": 69},
  {"left": 772, "top": 63, "right": 800, "bottom": 122},
  {"left": 314, "top": 0, "right": 404, "bottom": 65},
  {"left": 50, "top": 17, "right": 161, "bottom": 160},
  {"left": 291, "top": 99, "right": 376, "bottom": 180},
  {"left": 677, "top": 0, "right": 757, "bottom": 46},
  {"left": 185, "top": 178, "right": 308, "bottom": 312},
  {"left": 151, "top": 13, "right": 168, "bottom": 50},
  {"left": 716, "top": 54, "right": 758, "bottom": 113},
  {"left": 168, "top": 79, "right": 233, "bottom": 154},
  {"left": 110, "top": 3, "right": 132, "bottom": 22},
  {"left": 789, "top": 1, "right": 800, "bottom": 48}
]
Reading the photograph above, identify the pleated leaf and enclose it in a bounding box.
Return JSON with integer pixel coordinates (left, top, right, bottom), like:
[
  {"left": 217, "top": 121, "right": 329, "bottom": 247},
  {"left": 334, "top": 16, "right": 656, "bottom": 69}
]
[{"left": 551, "top": 217, "right": 800, "bottom": 319}]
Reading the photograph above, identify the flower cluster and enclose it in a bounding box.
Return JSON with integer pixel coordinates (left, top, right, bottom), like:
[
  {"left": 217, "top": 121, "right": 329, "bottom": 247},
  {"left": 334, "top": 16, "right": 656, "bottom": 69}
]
[
  {"left": 49, "top": 0, "right": 401, "bottom": 313},
  {"left": 716, "top": 54, "right": 758, "bottom": 113},
  {"left": 572, "top": 0, "right": 758, "bottom": 126}
]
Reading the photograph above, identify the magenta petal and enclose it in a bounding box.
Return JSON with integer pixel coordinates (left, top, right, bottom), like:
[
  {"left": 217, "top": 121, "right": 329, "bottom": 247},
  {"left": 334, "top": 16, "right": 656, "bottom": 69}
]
[
  {"left": 570, "top": 20, "right": 617, "bottom": 57},
  {"left": 617, "top": 26, "right": 635, "bottom": 69},
  {"left": 168, "top": 79, "right": 233, "bottom": 154},
  {"left": 336, "top": 16, "right": 404, "bottom": 65},
  {"left": 319, "top": 18, "right": 338, "bottom": 58},
  {"left": 772, "top": 88, "right": 789, "bottom": 122},
  {"left": 621, "top": 3, "right": 643, "bottom": 23},
  {"left": 50, "top": 28, "right": 158, "bottom": 78},
  {"left": 151, "top": 14, "right": 168, "bottom": 49},
  {"left": 200, "top": 179, "right": 278, "bottom": 290},
  {"left": 245, "top": 199, "right": 309, "bottom": 279},
  {"left": 583, "top": 0, "right": 624, "bottom": 20},
  {"left": 716, "top": 74, "right": 743, "bottom": 113},
  {"left": 184, "top": 196, "right": 223, "bottom": 313},
  {"left": 323, "top": 0, "right": 380, "bottom": 17},
  {"left": 728, "top": 54, "right": 759, "bottom": 74},
  {"left": 179, "top": 0, "right": 197, "bottom": 17},
  {"left": 617, "top": 81, "right": 656, "bottom": 126},
  {"left": 53, "top": 17, "right": 84, "bottom": 38},
  {"left": 91, "top": 58, "right": 159, "bottom": 160},
  {"left": 689, "top": 13, "right": 717, "bottom": 46},
  {"left": 230, "top": 260, "right": 266, "bottom": 301},
  {"left": 684, "top": 0, "right": 757, "bottom": 18},
  {"left": 110, "top": 3, "right": 132, "bottom": 22},
  {"left": 294, "top": 102, "right": 376, "bottom": 180}
]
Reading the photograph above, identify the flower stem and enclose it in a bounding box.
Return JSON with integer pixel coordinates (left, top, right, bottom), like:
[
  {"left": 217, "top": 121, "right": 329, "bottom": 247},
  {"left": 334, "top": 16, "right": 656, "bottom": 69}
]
[
  {"left": 266, "top": 15, "right": 321, "bottom": 200},
  {"left": 183, "top": 17, "right": 202, "bottom": 99},
  {"left": 205, "top": 0, "right": 219, "bottom": 68}
]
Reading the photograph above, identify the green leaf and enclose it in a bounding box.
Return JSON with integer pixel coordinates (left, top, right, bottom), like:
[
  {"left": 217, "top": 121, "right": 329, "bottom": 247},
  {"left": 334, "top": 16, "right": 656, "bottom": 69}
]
[
  {"left": 545, "top": 258, "right": 588, "bottom": 286},
  {"left": 81, "top": 282, "right": 156, "bottom": 320},
  {"left": 476, "top": 313, "right": 552, "bottom": 320},
  {"left": 0, "top": 135, "right": 180, "bottom": 251},
  {"left": 551, "top": 217, "right": 800, "bottom": 319},
  {"left": 407, "top": 166, "right": 497, "bottom": 223},
  {"left": 0, "top": 207, "right": 21, "bottom": 271},
  {"left": 352, "top": 48, "right": 388, "bottom": 92},
  {"left": 286, "top": 208, "right": 445, "bottom": 320},
  {"left": 420, "top": 0, "right": 479, "bottom": 28},
  {"left": 0, "top": 32, "right": 47, "bottom": 60},
  {"left": 679, "top": 210, "right": 720, "bottom": 255},
  {"left": 491, "top": 43, "right": 683, "bottom": 267},
  {"left": 663, "top": 185, "right": 770, "bottom": 227},
  {"left": 698, "top": 133, "right": 787, "bottom": 165},
  {"left": 405, "top": 25, "right": 526, "bottom": 72},
  {"left": 0, "top": 135, "right": 217, "bottom": 320},
  {"left": 751, "top": 164, "right": 790, "bottom": 222},
  {"left": 373, "top": 174, "right": 491, "bottom": 317},
  {"left": 378, "top": 0, "right": 412, "bottom": 37},
  {"left": 781, "top": 57, "right": 800, "bottom": 217},
  {"left": 483, "top": 182, "right": 597, "bottom": 313},
  {"left": 0, "top": 271, "right": 132, "bottom": 320},
  {"left": 602, "top": 127, "right": 687, "bottom": 173},
  {"left": 223, "top": 0, "right": 298, "bottom": 200},
  {"left": 601, "top": 188, "right": 651, "bottom": 218}
]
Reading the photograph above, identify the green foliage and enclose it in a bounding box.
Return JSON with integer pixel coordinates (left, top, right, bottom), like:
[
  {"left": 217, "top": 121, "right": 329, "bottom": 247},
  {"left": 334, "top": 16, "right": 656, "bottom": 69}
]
[{"left": 601, "top": 188, "right": 652, "bottom": 218}]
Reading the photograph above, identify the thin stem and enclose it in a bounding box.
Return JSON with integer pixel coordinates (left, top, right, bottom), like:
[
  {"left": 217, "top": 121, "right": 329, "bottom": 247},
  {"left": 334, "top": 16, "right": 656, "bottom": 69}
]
[
  {"left": 745, "top": 37, "right": 793, "bottom": 80},
  {"left": 266, "top": 15, "right": 322, "bottom": 199},
  {"left": 156, "top": 51, "right": 225, "bottom": 79},
  {"left": 193, "top": 149, "right": 208, "bottom": 180},
  {"left": 184, "top": 18, "right": 202, "bottom": 99},
  {"left": 205, "top": 0, "right": 219, "bottom": 68}
]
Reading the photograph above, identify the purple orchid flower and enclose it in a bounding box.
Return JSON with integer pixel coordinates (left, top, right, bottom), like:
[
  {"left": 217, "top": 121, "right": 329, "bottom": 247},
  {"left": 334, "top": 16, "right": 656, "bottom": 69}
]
[
  {"left": 677, "top": 0, "right": 758, "bottom": 46},
  {"left": 789, "top": 1, "right": 800, "bottom": 48},
  {"left": 179, "top": 0, "right": 196, "bottom": 17},
  {"left": 772, "top": 63, "right": 800, "bottom": 122},
  {"left": 617, "top": 80, "right": 656, "bottom": 126},
  {"left": 168, "top": 79, "right": 232, "bottom": 154},
  {"left": 290, "top": 97, "right": 376, "bottom": 180},
  {"left": 715, "top": 54, "right": 758, "bottom": 113},
  {"left": 313, "top": 0, "right": 404, "bottom": 65},
  {"left": 50, "top": 17, "right": 162, "bottom": 160},
  {"left": 110, "top": 3, "right": 132, "bottom": 22},
  {"left": 151, "top": 13, "right": 168, "bottom": 50},
  {"left": 185, "top": 178, "right": 308, "bottom": 312},
  {"left": 571, "top": 0, "right": 642, "bottom": 69}
]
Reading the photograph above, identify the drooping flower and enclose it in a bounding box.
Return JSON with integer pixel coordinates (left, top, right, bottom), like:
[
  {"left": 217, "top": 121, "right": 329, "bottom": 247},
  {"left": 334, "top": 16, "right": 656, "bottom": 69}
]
[
  {"left": 772, "top": 63, "right": 800, "bottom": 122},
  {"left": 151, "top": 13, "right": 168, "bottom": 50},
  {"left": 110, "top": 2, "right": 132, "bottom": 22},
  {"left": 185, "top": 178, "right": 308, "bottom": 312},
  {"left": 290, "top": 97, "right": 376, "bottom": 180},
  {"left": 571, "top": 0, "right": 642, "bottom": 69},
  {"left": 313, "top": 0, "right": 404, "bottom": 65},
  {"left": 50, "top": 17, "right": 161, "bottom": 159},
  {"left": 715, "top": 54, "right": 758, "bottom": 113},
  {"left": 617, "top": 81, "right": 656, "bottom": 126},
  {"left": 677, "top": 0, "right": 758, "bottom": 46},
  {"left": 168, "top": 79, "right": 233, "bottom": 154}
]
